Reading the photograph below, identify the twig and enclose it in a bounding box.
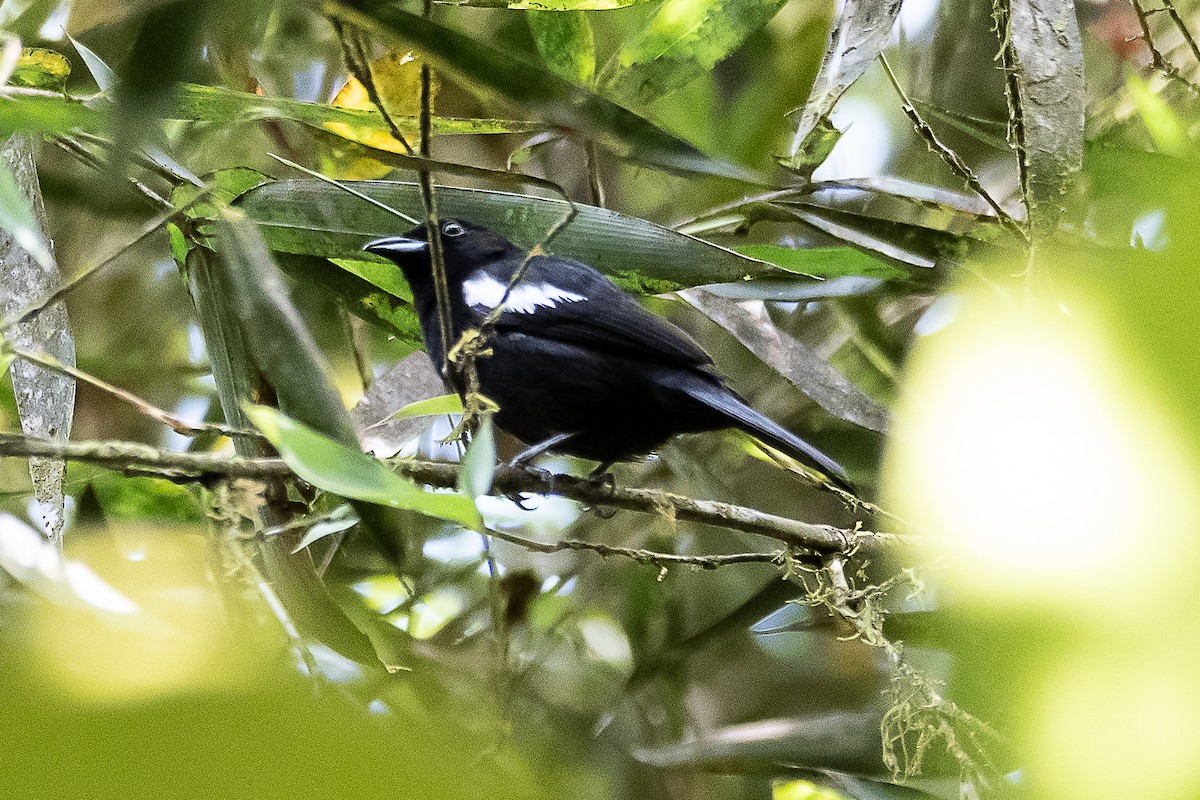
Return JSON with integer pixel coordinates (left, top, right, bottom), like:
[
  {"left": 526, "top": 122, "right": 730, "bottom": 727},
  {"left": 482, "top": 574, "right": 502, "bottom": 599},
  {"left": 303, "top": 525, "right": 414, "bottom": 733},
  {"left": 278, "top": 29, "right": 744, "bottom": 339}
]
[
  {"left": 7, "top": 346, "right": 255, "bottom": 439},
  {"left": 585, "top": 140, "right": 605, "bottom": 208},
  {"left": 1130, "top": 0, "right": 1200, "bottom": 95},
  {"left": 878, "top": 54, "right": 1028, "bottom": 243},
  {"left": 0, "top": 433, "right": 913, "bottom": 557},
  {"left": 489, "top": 526, "right": 783, "bottom": 570},
  {"left": 54, "top": 136, "right": 171, "bottom": 209},
  {"left": 1162, "top": 0, "right": 1200, "bottom": 63}
]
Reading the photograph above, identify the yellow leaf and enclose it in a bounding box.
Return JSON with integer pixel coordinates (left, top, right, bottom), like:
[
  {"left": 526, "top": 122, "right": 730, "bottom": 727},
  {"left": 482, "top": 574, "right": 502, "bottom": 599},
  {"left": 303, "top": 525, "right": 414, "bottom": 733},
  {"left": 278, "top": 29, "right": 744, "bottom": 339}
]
[{"left": 325, "top": 50, "right": 433, "bottom": 155}]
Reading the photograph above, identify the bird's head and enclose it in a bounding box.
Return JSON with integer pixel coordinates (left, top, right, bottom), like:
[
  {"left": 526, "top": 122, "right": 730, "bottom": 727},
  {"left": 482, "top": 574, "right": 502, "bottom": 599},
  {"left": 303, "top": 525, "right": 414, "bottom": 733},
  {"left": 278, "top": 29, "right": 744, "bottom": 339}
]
[{"left": 363, "top": 219, "right": 520, "bottom": 283}]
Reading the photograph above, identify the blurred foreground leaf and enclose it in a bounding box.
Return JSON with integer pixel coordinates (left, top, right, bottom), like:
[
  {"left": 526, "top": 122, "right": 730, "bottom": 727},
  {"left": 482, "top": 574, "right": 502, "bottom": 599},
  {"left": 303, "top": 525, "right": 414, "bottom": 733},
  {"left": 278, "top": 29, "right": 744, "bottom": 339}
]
[
  {"left": 324, "top": 0, "right": 765, "bottom": 183},
  {"left": 247, "top": 404, "right": 481, "bottom": 529}
]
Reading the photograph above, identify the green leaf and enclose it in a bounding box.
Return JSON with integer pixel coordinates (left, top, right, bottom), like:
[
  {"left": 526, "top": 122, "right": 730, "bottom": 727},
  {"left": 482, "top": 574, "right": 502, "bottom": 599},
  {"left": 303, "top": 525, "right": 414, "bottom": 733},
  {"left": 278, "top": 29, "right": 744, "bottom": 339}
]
[
  {"left": 734, "top": 245, "right": 905, "bottom": 280},
  {"left": 235, "top": 178, "right": 781, "bottom": 292},
  {"left": 600, "top": 0, "right": 786, "bottom": 104},
  {"left": 528, "top": 11, "right": 595, "bottom": 86},
  {"left": 172, "top": 83, "right": 540, "bottom": 138},
  {"left": 323, "top": 0, "right": 765, "bottom": 183},
  {"left": 457, "top": 415, "right": 496, "bottom": 499},
  {"left": 291, "top": 505, "right": 360, "bottom": 553},
  {"left": 1126, "top": 73, "right": 1185, "bottom": 157},
  {"left": 68, "top": 35, "right": 118, "bottom": 92},
  {"left": 0, "top": 351, "right": 14, "bottom": 380},
  {"left": 390, "top": 394, "right": 464, "bottom": 421},
  {"left": 0, "top": 158, "right": 54, "bottom": 270},
  {"left": 785, "top": 0, "right": 903, "bottom": 171},
  {"left": 247, "top": 404, "right": 482, "bottom": 529},
  {"left": 11, "top": 48, "right": 70, "bottom": 90},
  {"left": 0, "top": 94, "right": 103, "bottom": 137}
]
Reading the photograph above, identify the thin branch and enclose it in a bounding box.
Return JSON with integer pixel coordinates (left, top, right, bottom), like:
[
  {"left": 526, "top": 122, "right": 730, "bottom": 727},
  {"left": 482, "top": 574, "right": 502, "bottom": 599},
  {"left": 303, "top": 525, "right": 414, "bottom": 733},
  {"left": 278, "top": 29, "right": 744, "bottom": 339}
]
[
  {"left": 878, "top": 54, "right": 1028, "bottom": 243},
  {"left": 1162, "top": 0, "right": 1200, "bottom": 63},
  {"left": 0, "top": 433, "right": 913, "bottom": 557},
  {"left": 1130, "top": 0, "right": 1200, "bottom": 95},
  {"left": 54, "top": 136, "right": 170, "bottom": 209},
  {"left": 490, "top": 526, "right": 784, "bottom": 570},
  {"left": 585, "top": 140, "right": 606, "bottom": 208},
  {"left": 331, "top": 17, "right": 417, "bottom": 156},
  {"left": 8, "top": 347, "right": 255, "bottom": 439}
]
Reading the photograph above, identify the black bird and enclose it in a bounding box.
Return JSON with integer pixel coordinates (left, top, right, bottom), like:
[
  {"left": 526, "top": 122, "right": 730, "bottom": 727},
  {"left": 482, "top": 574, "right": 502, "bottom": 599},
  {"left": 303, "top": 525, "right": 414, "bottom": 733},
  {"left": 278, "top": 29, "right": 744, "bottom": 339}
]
[{"left": 363, "top": 219, "right": 851, "bottom": 491}]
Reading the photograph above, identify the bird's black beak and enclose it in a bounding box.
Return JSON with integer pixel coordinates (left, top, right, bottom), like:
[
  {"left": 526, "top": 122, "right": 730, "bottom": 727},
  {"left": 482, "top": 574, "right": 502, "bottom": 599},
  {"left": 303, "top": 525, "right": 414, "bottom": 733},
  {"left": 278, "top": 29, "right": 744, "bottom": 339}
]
[{"left": 363, "top": 235, "right": 428, "bottom": 257}]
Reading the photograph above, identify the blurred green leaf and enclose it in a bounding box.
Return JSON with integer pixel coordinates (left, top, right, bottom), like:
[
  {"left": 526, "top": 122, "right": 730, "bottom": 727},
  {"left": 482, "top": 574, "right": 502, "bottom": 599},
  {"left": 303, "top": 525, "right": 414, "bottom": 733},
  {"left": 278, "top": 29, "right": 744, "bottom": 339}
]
[
  {"left": 600, "top": 0, "right": 786, "bottom": 104},
  {"left": 527, "top": 11, "right": 595, "bottom": 86},
  {"left": 1126, "top": 73, "right": 1186, "bottom": 156},
  {"left": 11, "top": 47, "right": 70, "bottom": 90},
  {"left": 247, "top": 404, "right": 482, "bottom": 529},
  {"left": 0, "top": 157, "right": 54, "bottom": 270},
  {"left": 457, "top": 415, "right": 496, "bottom": 499},
  {"left": 0, "top": 351, "right": 14, "bottom": 379},
  {"left": 734, "top": 245, "right": 904, "bottom": 280},
  {"left": 785, "top": 0, "right": 902, "bottom": 171},
  {"left": 0, "top": 94, "right": 103, "bottom": 137},
  {"left": 324, "top": 0, "right": 766, "bottom": 183},
  {"left": 235, "top": 178, "right": 781, "bottom": 291}
]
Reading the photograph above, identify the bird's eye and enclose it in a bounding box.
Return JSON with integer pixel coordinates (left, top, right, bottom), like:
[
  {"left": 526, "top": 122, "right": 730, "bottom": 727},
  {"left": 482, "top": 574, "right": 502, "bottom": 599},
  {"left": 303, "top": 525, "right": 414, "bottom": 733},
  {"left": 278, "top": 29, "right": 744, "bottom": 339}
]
[{"left": 442, "top": 222, "right": 466, "bottom": 237}]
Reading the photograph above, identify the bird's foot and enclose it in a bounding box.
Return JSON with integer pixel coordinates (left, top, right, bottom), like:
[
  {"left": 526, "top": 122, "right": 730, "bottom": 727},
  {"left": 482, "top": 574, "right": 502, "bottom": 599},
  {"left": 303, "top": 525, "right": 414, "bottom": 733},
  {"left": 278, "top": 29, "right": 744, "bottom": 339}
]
[{"left": 584, "top": 462, "right": 617, "bottom": 517}]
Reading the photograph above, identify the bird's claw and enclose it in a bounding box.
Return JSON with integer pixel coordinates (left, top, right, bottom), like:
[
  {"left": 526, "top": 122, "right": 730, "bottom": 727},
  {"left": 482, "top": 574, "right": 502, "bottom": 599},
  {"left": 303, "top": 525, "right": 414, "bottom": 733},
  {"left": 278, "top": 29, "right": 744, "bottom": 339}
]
[{"left": 583, "top": 466, "right": 617, "bottom": 517}]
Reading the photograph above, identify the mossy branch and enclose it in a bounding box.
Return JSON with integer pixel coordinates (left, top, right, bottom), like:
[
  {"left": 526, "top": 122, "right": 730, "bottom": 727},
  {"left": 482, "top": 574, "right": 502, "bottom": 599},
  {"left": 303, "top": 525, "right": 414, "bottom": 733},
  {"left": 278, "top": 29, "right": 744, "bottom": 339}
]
[{"left": 0, "top": 433, "right": 912, "bottom": 557}]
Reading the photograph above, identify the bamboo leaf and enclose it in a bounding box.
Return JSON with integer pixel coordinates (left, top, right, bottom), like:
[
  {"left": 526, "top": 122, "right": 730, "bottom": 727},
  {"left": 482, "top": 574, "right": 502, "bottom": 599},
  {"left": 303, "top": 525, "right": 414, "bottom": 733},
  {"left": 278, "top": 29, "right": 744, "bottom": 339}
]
[
  {"left": 68, "top": 35, "right": 118, "bottom": 92},
  {"left": 600, "top": 0, "right": 786, "bottom": 104},
  {"left": 683, "top": 289, "right": 890, "bottom": 433},
  {"left": 235, "top": 178, "right": 779, "bottom": 292},
  {"left": 733, "top": 244, "right": 906, "bottom": 281},
  {"left": 785, "top": 0, "right": 902, "bottom": 171},
  {"left": 388, "top": 394, "right": 464, "bottom": 422},
  {"left": 0, "top": 94, "right": 102, "bottom": 137},
  {"left": 459, "top": 0, "right": 651, "bottom": 7},
  {"left": 247, "top": 404, "right": 482, "bottom": 529},
  {"left": 173, "top": 83, "right": 539, "bottom": 138},
  {"left": 457, "top": 415, "right": 496, "bottom": 499}
]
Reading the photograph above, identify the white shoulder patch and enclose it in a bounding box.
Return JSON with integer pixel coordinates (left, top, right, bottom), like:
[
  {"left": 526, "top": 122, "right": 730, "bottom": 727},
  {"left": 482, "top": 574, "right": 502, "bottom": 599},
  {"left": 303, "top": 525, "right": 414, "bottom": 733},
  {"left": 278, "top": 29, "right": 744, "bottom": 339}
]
[{"left": 463, "top": 272, "right": 586, "bottom": 314}]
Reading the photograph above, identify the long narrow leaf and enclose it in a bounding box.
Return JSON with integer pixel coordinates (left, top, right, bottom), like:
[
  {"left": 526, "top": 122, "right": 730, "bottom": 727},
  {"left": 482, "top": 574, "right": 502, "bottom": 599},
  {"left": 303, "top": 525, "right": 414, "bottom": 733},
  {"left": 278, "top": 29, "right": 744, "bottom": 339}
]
[
  {"left": 236, "top": 179, "right": 779, "bottom": 291},
  {"left": 786, "top": 0, "right": 902, "bottom": 170}
]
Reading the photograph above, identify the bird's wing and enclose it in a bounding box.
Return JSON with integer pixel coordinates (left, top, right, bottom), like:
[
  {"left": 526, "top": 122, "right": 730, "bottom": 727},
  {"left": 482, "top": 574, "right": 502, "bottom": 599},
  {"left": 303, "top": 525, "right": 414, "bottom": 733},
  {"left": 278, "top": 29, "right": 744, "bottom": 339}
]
[{"left": 462, "top": 255, "right": 712, "bottom": 367}]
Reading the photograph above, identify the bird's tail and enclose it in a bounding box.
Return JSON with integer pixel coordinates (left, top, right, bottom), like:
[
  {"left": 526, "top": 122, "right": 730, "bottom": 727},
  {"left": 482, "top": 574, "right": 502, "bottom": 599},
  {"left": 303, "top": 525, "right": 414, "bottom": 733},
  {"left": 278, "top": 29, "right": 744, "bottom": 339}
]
[{"left": 686, "top": 380, "right": 854, "bottom": 492}]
